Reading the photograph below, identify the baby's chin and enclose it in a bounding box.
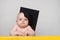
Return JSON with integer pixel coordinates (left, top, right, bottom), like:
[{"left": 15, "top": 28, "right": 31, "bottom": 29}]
[{"left": 18, "top": 25, "right": 28, "bottom": 28}]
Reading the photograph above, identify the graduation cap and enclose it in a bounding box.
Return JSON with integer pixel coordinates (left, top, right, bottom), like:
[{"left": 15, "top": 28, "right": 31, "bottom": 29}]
[{"left": 19, "top": 7, "right": 39, "bottom": 31}]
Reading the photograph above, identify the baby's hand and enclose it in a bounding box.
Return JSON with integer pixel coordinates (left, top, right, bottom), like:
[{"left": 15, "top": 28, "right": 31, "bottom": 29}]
[{"left": 16, "top": 32, "right": 26, "bottom": 36}]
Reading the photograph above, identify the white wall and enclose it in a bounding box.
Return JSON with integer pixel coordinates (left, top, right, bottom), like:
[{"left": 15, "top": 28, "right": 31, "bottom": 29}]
[{"left": 0, "top": 0, "right": 60, "bottom": 36}]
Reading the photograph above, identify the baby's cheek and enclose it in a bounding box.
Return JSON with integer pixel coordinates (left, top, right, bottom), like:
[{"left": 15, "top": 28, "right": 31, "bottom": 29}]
[{"left": 25, "top": 22, "right": 28, "bottom": 25}]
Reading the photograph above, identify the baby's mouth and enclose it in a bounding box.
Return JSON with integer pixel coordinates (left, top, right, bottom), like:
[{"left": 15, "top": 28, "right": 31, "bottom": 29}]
[{"left": 22, "top": 23, "right": 25, "bottom": 24}]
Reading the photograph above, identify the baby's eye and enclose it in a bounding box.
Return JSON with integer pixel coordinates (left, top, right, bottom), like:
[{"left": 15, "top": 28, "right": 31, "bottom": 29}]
[
  {"left": 19, "top": 19, "right": 22, "bottom": 20},
  {"left": 24, "top": 19, "right": 28, "bottom": 21}
]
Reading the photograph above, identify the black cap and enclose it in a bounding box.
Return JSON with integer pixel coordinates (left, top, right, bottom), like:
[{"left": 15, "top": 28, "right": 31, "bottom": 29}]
[{"left": 19, "top": 7, "right": 39, "bottom": 31}]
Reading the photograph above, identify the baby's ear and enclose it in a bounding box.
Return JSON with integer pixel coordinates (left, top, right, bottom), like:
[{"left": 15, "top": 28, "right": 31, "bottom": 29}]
[{"left": 16, "top": 20, "right": 17, "bottom": 22}]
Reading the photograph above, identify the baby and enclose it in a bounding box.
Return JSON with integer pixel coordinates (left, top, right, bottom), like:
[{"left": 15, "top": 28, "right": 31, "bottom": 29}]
[{"left": 10, "top": 12, "right": 35, "bottom": 36}]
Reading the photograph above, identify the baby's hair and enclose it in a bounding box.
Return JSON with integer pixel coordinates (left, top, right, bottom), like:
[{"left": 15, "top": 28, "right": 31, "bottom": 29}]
[
  {"left": 17, "top": 12, "right": 30, "bottom": 19},
  {"left": 17, "top": 12, "right": 21, "bottom": 19}
]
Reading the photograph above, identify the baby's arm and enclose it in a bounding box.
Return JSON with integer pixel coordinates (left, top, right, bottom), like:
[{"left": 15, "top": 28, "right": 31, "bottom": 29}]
[
  {"left": 10, "top": 26, "right": 19, "bottom": 36},
  {"left": 28, "top": 29, "right": 35, "bottom": 36},
  {"left": 27, "top": 26, "right": 35, "bottom": 36}
]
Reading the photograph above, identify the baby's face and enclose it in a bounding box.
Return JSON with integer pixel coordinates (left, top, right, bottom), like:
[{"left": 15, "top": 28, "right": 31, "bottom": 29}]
[{"left": 16, "top": 12, "right": 29, "bottom": 28}]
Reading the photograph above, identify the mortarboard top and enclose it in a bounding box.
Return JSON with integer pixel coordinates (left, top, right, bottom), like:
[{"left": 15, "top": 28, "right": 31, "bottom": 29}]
[{"left": 19, "top": 7, "right": 39, "bottom": 31}]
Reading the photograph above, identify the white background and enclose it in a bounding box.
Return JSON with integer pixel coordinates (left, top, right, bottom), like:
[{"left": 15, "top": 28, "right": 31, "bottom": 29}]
[{"left": 0, "top": 0, "right": 60, "bottom": 36}]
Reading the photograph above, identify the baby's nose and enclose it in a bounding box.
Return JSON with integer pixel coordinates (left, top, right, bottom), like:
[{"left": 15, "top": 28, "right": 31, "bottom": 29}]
[{"left": 22, "top": 20, "right": 25, "bottom": 22}]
